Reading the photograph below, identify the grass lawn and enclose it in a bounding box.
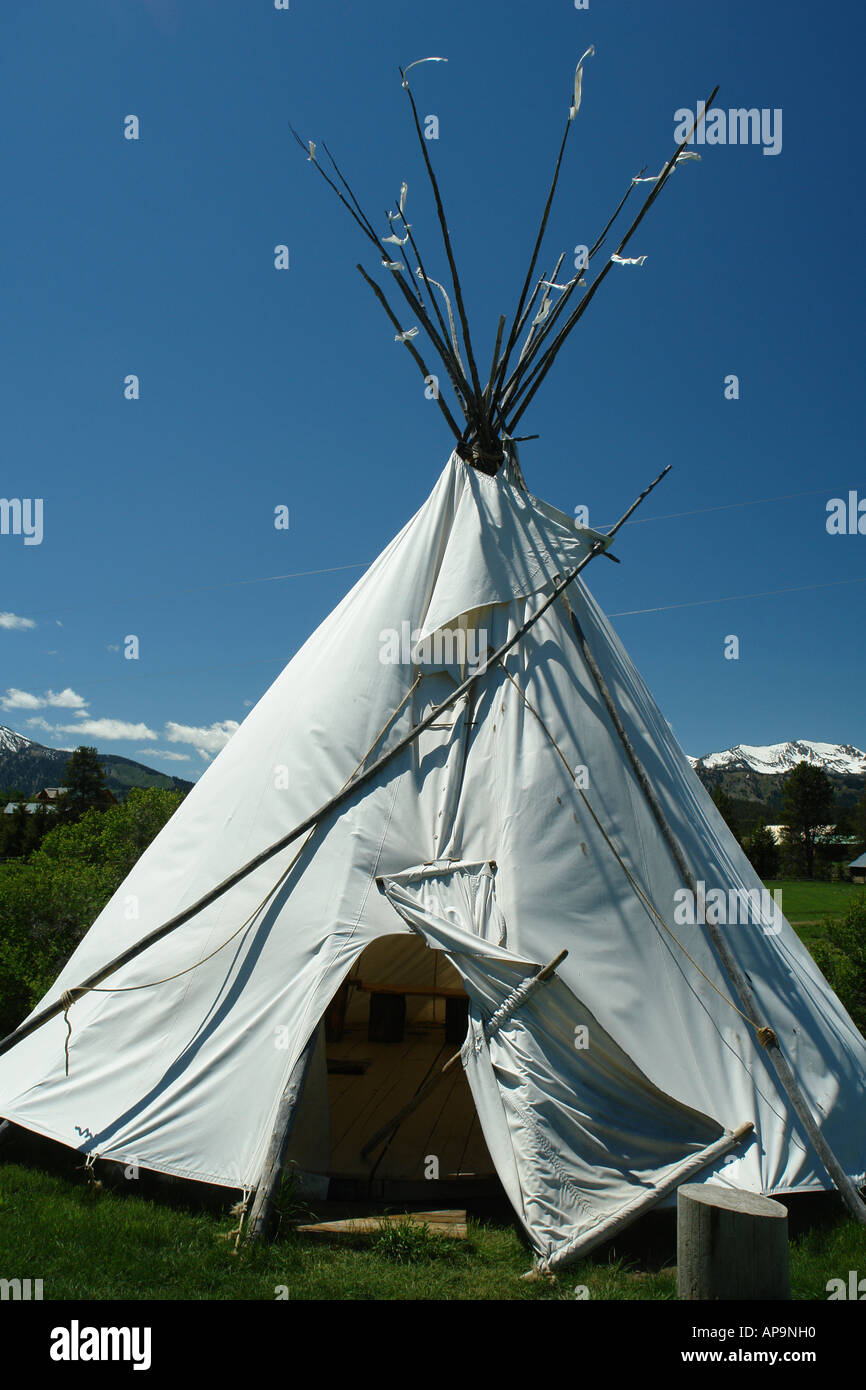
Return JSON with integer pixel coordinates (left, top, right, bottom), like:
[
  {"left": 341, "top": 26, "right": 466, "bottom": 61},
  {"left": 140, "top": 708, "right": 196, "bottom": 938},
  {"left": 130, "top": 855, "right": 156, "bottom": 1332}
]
[
  {"left": 763, "top": 881, "right": 864, "bottom": 948},
  {"left": 762, "top": 879, "right": 863, "bottom": 921},
  {"left": 1, "top": 1162, "right": 863, "bottom": 1301}
]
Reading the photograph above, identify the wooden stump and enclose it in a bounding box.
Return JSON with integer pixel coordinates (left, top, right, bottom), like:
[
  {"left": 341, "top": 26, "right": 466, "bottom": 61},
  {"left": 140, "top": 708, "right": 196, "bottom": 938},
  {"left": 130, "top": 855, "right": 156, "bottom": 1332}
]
[{"left": 677, "top": 1184, "right": 790, "bottom": 1300}]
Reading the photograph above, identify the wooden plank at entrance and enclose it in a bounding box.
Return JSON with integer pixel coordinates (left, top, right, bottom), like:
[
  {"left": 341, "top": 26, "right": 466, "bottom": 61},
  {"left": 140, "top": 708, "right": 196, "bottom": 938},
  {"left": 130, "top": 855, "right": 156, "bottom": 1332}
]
[{"left": 297, "top": 1209, "right": 467, "bottom": 1241}]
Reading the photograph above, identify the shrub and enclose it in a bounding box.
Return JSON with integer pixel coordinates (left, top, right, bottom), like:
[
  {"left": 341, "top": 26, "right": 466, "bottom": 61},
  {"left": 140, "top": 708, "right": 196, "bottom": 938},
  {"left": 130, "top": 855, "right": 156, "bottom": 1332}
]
[
  {"left": 812, "top": 893, "right": 866, "bottom": 1039},
  {"left": 0, "top": 787, "right": 183, "bottom": 1034},
  {"left": 370, "top": 1218, "right": 435, "bottom": 1263}
]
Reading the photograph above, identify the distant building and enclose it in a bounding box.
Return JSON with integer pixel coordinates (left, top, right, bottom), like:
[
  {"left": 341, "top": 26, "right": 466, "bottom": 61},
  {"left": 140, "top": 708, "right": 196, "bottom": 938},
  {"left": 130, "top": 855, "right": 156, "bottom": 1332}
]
[
  {"left": 32, "top": 787, "right": 67, "bottom": 803},
  {"left": 849, "top": 853, "right": 866, "bottom": 886},
  {"left": 4, "top": 785, "right": 117, "bottom": 816},
  {"left": 32, "top": 786, "right": 117, "bottom": 806}
]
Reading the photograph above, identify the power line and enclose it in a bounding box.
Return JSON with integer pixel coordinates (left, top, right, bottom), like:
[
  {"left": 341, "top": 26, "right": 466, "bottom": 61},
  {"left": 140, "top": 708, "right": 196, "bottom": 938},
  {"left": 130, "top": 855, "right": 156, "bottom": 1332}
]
[
  {"left": 10, "top": 487, "right": 839, "bottom": 625},
  {"left": 599, "top": 487, "right": 832, "bottom": 531},
  {"left": 610, "top": 575, "right": 866, "bottom": 618},
  {"left": 9, "top": 577, "right": 863, "bottom": 702},
  {"left": 16, "top": 563, "right": 371, "bottom": 621}
]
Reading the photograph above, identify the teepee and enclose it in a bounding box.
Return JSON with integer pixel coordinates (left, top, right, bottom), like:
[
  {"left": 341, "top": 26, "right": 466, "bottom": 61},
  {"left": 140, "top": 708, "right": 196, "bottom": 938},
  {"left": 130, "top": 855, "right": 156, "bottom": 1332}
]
[{"left": 1, "top": 56, "right": 864, "bottom": 1272}]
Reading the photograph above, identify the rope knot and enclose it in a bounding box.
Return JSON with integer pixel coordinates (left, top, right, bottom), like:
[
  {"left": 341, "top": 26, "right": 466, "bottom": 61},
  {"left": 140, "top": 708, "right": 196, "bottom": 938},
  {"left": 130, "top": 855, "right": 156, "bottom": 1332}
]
[{"left": 757, "top": 1026, "right": 779, "bottom": 1049}]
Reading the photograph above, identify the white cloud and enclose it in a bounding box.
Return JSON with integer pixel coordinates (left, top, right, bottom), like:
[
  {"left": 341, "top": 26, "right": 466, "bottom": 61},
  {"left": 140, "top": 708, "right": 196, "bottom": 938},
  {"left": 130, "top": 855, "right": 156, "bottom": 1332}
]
[
  {"left": 2, "top": 689, "right": 42, "bottom": 710},
  {"left": 55, "top": 718, "right": 157, "bottom": 741},
  {"left": 1, "top": 686, "right": 88, "bottom": 712},
  {"left": 24, "top": 716, "right": 55, "bottom": 732},
  {"left": 165, "top": 720, "right": 239, "bottom": 754},
  {"left": 49, "top": 688, "right": 87, "bottom": 709},
  {"left": 137, "top": 748, "right": 191, "bottom": 763},
  {"left": 0, "top": 612, "right": 36, "bottom": 631}
]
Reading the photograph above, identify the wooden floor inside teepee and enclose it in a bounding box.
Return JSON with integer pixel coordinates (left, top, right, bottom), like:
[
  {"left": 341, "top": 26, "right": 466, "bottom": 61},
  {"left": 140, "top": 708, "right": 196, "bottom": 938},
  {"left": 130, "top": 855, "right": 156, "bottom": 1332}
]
[{"left": 326, "top": 1023, "right": 494, "bottom": 1183}]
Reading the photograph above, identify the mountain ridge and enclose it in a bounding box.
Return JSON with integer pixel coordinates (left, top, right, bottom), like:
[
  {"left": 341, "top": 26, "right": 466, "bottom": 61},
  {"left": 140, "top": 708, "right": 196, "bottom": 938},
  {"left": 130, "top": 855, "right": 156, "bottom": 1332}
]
[
  {"left": 688, "top": 740, "right": 866, "bottom": 777},
  {"left": 0, "top": 725, "right": 193, "bottom": 800}
]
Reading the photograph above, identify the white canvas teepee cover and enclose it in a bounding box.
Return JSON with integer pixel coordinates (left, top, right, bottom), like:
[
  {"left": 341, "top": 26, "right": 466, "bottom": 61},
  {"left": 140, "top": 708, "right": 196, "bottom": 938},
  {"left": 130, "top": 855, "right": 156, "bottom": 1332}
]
[{"left": 1, "top": 451, "right": 864, "bottom": 1267}]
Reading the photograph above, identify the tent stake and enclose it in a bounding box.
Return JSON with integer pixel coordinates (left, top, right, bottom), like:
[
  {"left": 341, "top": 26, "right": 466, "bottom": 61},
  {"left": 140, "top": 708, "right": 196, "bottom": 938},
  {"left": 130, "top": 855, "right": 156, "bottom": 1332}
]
[
  {"left": 0, "top": 467, "right": 669, "bottom": 1064},
  {"left": 560, "top": 595, "right": 866, "bottom": 1227}
]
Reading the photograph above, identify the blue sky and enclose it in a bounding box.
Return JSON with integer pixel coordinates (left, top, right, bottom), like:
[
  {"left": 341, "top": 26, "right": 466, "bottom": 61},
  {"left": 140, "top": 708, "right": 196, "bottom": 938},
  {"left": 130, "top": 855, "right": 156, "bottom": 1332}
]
[{"left": 1, "top": 0, "right": 863, "bottom": 780}]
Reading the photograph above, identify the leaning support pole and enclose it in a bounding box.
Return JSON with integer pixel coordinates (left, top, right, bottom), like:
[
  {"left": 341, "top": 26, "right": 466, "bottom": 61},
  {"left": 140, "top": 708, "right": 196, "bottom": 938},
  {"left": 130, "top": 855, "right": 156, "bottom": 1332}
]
[
  {"left": 561, "top": 593, "right": 866, "bottom": 1227},
  {"left": 0, "top": 466, "right": 670, "bottom": 1064},
  {"left": 246, "top": 1029, "right": 319, "bottom": 1242}
]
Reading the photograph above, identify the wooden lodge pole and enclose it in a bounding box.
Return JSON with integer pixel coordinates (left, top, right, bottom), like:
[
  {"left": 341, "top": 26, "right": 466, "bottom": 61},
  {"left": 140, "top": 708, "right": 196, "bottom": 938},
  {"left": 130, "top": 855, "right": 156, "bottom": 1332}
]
[{"left": 246, "top": 1030, "right": 319, "bottom": 1242}]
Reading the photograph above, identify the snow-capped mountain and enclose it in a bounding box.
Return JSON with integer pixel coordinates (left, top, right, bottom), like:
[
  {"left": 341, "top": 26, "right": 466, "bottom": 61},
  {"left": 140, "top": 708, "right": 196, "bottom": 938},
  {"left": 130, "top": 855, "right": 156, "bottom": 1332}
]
[
  {"left": 688, "top": 741, "right": 866, "bottom": 777},
  {"left": 0, "top": 725, "right": 192, "bottom": 799},
  {"left": 0, "top": 726, "right": 38, "bottom": 755}
]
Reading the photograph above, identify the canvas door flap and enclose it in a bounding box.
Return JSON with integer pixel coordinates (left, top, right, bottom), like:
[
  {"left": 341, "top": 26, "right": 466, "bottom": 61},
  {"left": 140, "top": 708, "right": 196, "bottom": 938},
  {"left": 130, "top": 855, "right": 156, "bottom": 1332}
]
[{"left": 380, "top": 865, "right": 729, "bottom": 1270}]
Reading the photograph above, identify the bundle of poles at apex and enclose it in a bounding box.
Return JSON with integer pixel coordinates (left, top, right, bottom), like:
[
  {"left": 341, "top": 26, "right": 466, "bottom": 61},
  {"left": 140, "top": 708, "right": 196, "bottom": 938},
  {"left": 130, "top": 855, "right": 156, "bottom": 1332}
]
[{"left": 290, "top": 52, "right": 718, "bottom": 475}]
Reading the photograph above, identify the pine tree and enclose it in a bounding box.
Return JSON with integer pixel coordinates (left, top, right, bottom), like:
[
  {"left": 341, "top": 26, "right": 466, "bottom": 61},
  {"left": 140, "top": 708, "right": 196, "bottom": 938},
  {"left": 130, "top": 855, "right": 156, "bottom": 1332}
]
[
  {"left": 57, "top": 746, "right": 111, "bottom": 823},
  {"left": 781, "top": 761, "right": 835, "bottom": 880},
  {"left": 711, "top": 785, "right": 740, "bottom": 841},
  {"left": 742, "top": 820, "right": 779, "bottom": 878}
]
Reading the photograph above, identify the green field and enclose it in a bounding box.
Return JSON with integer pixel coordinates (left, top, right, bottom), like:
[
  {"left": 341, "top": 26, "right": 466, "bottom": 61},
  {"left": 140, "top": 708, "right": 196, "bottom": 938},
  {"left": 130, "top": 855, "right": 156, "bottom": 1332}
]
[
  {"left": 0, "top": 1162, "right": 863, "bottom": 1301},
  {"left": 762, "top": 880, "right": 865, "bottom": 949},
  {"left": 763, "top": 880, "right": 864, "bottom": 922}
]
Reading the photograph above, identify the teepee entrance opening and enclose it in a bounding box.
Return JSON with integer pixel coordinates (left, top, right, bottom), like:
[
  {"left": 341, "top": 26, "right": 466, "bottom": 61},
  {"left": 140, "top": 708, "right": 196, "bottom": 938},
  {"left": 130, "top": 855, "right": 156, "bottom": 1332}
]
[{"left": 319, "top": 936, "right": 495, "bottom": 1194}]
